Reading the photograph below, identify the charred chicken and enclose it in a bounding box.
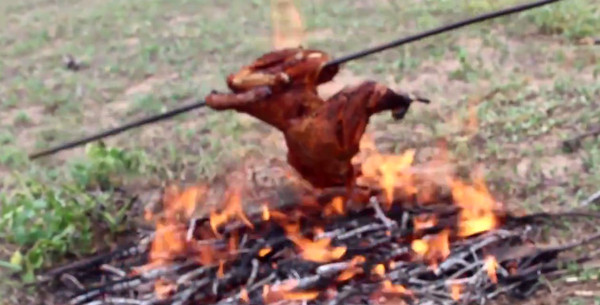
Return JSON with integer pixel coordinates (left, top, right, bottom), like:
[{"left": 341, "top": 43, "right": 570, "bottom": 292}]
[{"left": 205, "top": 48, "right": 428, "bottom": 190}]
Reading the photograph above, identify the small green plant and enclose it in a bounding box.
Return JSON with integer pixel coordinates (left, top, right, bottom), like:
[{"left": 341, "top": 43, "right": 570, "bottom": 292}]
[
  {"left": 69, "top": 142, "right": 150, "bottom": 189},
  {"left": 449, "top": 46, "right": 478, "bottom": 82},
  {"left": 0, "top": 180, "right": 97, "bottom": 282},
  {"left": 0, "top": 144, "right": 149, "bottom": 281},
  {"left": 12, "top": 111, "right": 32, "bottom": 126}
]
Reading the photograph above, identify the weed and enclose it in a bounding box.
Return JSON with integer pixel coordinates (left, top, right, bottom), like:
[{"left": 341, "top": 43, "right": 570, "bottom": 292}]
[{"left": 0, "top": 143, "right": 148, "bottom": 281}]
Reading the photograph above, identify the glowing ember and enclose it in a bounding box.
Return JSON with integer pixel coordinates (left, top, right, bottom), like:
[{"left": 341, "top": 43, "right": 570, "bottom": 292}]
[
  {"left": 263, "top": 280, "right": 319, "bottom": 303},
  {"left": 337, "top": 256, "right": 366, "bottom": 282},
  {"left": 450, "top": 283, "right": 462, "bottom": 301},
  {"left": 411, "top": 239, "right": 428, "bottom": 255},
  {"left": 324, "top": 196, "right": 345, "bottom": 216},
  {"left": 485, "top": 256, "right": 498, "bottom": 283},
  {"left": 262, "top": 204, "right": 270, "bottom": 221},
  {"left": 240, "top": 288, "right": 249, "bottom": 303},
  {"left": 155, "top": 278, "right": 176, "bottom": 300},
  {"left": 259, "top": 247, "right": 272, "bottom": 257},
  {"left": 373, "top": 264, "right": 386, "bottom": 276},
  {"left": 381, "top": 280, "right": 411, "bottom": 295},
  {"left": 217, "top": 260, "right": 225, "bottom": 278}
]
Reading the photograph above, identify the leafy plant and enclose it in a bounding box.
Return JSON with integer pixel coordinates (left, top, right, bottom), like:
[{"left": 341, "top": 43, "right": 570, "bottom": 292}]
[
  {"left": 0, "top": 143, "right": 149, "bottom": 281},
  {"left": 69, "top": 142, "right": 149, "bottom": 189}
]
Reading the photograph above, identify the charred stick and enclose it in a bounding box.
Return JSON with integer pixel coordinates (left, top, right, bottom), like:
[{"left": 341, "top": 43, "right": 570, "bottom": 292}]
[
  {"left": 42, "top": 243, "right": 147, "bottom": 278},
  {"left": 83, "top": 298, "right": 145, "bottom": 305},
  {"left": 70, "top": 276, "right": 143, "bottom": 305},
  {"left": 100, "top": 264, "right": 128, "bottom": 278}
]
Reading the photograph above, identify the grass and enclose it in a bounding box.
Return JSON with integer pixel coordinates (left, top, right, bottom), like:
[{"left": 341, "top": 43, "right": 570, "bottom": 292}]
[{"left": 0, "top": 0, "right": 599, "bottom": 302}]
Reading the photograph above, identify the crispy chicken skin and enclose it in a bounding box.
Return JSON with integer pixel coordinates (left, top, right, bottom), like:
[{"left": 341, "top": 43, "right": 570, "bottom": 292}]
[{"left": 205, "top": 47, "right": 428, "bottom": 189}]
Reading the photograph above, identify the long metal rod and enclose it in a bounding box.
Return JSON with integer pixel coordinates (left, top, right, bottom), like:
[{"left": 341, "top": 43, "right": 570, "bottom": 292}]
[
  {"left": 29, "top": 99, "right": 206, "bottom": 159},
  {"left": 29, "top": 0, "right": 563, "bottom": 160}
]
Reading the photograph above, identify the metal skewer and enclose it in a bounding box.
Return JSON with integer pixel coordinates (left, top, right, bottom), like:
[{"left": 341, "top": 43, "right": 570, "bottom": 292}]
[{"left": 29, "top": 0, "right": 563, "bottom": 160}]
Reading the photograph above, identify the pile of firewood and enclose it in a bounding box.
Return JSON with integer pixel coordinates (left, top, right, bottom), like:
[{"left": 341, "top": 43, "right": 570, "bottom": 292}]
[{"left": 39, "top": 184, "right": 600, "bottom": 305}]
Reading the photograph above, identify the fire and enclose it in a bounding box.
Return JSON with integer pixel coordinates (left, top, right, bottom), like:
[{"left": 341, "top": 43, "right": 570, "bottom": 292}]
[
  {"left": 270, "top": 0, "right": 304, "bottom": 49},
  {"left": 360, "top": 149, "right": 416, "bottom": 208},
  {"left": 381, "top": 280, "right": 411, "bottom": 295},
  {"left": 411, "top": 239, "right": 428, "bottom": 255},
  {"left": 259, "top": 247, "right": 272, "bottom": 257},
  {"left": 263, "top": 280, "right": 319, "bottom": 303},
  {"left": 337, "top": 256, "right": 366, "bottom": 281},
  {"left": 217, "top": 260, "right": 225, "bottom": 278},
  {"left": 450, "top": 283, "right": 462, "bottom": 301},
  {"left": 290, "top": 236, "right": 346, "bottom": 263},
  {"left": 411, "top": 216, "right": 450, "bottom": 267},
  {"left": 485, "top": 256, "right": 498, "bottom": 283},
  {"left": 324, "top": 196, "right": 345, "bottom": 216},
  {"left": 373, "top": 264, "right": 386, "bottom": 276},
  {"left": 451, "top": 178, "right": 500, "bottom": 237},
  {"left": 240, "top": 288, "right": 249, "bottom": 303},
  {"left": 262, "top": 204, "right": 270, "bottom": 221},
  {"left": 144, "top": 185, "right": 205, "bottom": 273},
  {"left": 210, "top": 188, "right": 254, "bottom": 236},
  {"left": 155, "top": 278, "right": 176, "bottom": 299}
]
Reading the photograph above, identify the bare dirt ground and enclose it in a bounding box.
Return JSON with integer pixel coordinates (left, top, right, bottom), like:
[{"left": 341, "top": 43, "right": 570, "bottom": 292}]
[{"left": 0, "top": 0, "right": 599, "bottom": 304}]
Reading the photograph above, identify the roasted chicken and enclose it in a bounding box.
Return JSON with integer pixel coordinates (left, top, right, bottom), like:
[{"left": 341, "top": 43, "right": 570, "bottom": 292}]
[{"left": 205, "top": 47, "right": 428, "bottom": 190}]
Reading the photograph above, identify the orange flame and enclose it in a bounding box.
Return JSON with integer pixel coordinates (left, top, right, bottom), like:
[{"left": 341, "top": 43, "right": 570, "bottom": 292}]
[
  {"left": 411, "top": 216, "right": 450, "bottom": 267},
  {"left": 451, "top": 179, "right": 499, "bottom": 237},
  {"left": 259, "top": 247, "right": 272, "bottom": 257},
  {"left": 450, "top": 283, "right": 462, "bottom": 301},
  {"left": 270, "top": 0, "right": 304, "bottom": 49},
  {"left": 262, "top": 204, "right": 270, "bottom": 221},
  {"left": 210, "top": 188, "right": 253, "bottom": 236},
  {"left": 373, "top": 264, "right": 386, "bottom": 277},
  {"left": 360, "top": 149, "right": 416, "bottom": 208},
  {"left": 263, "top": 280, "right": 319, "bottom": 303},
  {"left": 145, "top": 185, "right": 205, "bottom": 271},
  {"left": 240, "top": 288, "right": 250, "bottom": 303},
  {"left": 155, "top": 278, "right": 176, "bottom": 300},
  {"left": 324, "top": 196, "right": 345, "bottom": 216},
  {"left": 290, "top": 237, "right": 346, "bottom": 263},
  {"left": 217, "top": 260, "right": 225, "bottom": 278},
  {"left": 485, "top": 256, "right": 498, "bottom": 283},
  {"left": 381, "top": 280, "right": 411, "bottom": 295},
  {"left": 337, "top": 256, "right": 366, "bottom": 282}
]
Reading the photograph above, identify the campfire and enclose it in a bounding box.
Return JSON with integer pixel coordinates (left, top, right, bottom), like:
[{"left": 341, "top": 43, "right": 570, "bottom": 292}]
[
  {"left": 41, "top": 140, "right": 600, "bottom": 305},
  {"left": 33, "top": 1, "right": 600, "bottom": 304}
]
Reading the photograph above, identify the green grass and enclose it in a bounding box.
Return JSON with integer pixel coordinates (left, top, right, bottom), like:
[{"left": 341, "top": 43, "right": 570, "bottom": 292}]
[{"left": 0, "top": 0, "right": 599, "bottom": 301}]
